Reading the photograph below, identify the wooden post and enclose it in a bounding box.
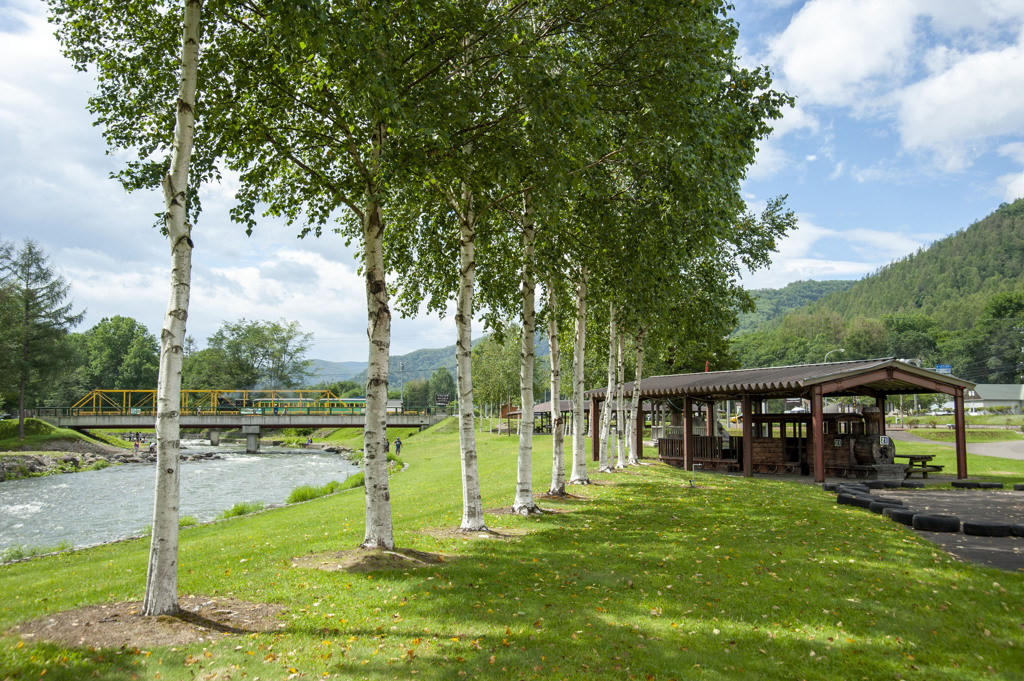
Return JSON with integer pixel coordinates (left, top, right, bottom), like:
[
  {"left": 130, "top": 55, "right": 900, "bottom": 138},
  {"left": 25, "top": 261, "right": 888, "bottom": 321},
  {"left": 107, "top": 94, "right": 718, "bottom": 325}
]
[
  {"left": 741, "top": 393, "right": 752, "bottom": 476},
  {"left": 635, "top": 399, "right": 645, "bottom": 459},
  {"left": 954, "top": 387, "right": 968, "bottom": 479},
  {"left": 812, "top": 385, "right": 825, "bottom": 482},
  {"left": 876, "top": 394, "right": 886, "bottom": 435},
  {"left": 683, "top": 396, "right": 694, "bottom": 471}
]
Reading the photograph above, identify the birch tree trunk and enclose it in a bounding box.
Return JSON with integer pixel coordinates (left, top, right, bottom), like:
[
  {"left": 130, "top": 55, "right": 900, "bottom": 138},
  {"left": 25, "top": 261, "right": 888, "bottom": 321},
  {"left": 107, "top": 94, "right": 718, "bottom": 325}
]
[
  {"left": 361, "top": 119, "right": 394, "bottom": 549},
  {"left": 455, "top": 184, "right": 487, "bottom": 531},
  {"left": 547, "top": 280, "right": 565, "bottom": 496},
  {"left": 568, "top": 268, "right": 590, "bottom": 485},
  {"left": 615, "top": 333, "right": 627, "bottom": 469},
  {"left": 513, "top": 206, "right": 539, "bottom": 515},
  {"left": 143, "top": 0, "right": 200, "bottom": 617},
  {"left": 627, "top": 333, "right": 645, "bottom": 465},
  {"left": 598, "top": 304, "right": 616, "bottom": 472}
]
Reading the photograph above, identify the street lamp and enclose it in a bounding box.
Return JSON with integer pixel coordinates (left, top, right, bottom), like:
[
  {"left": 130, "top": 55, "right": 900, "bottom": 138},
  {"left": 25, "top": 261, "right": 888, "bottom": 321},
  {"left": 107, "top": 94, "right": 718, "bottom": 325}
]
[{"left": 824, "top": 348, "right": 845, "bottom": 362}]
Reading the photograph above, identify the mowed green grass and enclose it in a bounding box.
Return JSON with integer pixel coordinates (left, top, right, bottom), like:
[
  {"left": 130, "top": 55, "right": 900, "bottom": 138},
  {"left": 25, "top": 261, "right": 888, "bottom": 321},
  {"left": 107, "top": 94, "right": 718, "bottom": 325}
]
[
  {"left": 909, "top": 428, "right": 1024, "bottom": 443},
  {"left": 1, "top": 424, "right": 1022, "bottom": 680},
  {"left": 894, "top": 439, "right": 1024, "bottom": 483}
]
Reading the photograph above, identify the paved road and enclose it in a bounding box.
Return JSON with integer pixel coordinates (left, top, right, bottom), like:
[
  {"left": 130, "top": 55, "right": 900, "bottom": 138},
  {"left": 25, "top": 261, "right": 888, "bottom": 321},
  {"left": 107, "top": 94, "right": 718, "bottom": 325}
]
[{"left": 888, "top": 430, "right": 1024, "bottom": 460}]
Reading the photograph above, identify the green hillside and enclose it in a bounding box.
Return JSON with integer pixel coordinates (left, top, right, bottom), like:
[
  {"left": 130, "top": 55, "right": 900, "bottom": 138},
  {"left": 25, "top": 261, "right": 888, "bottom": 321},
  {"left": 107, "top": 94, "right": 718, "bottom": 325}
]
[
  {"left": 732, "top": 198, "right": 1024, "bottom": 382},
  {"left": 732, "top": 279, "right": 855, "bottom": 335},
  {"left": 805, "top": 198, "right": 1024, "bottom": 329}
]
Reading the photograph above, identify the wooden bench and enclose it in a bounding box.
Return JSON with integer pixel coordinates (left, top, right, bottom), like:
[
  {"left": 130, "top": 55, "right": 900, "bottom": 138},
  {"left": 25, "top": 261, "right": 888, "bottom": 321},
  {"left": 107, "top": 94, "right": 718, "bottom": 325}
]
[
  {"left": 906, "top": 465, "right": 944, "bottom": 478},
  {"left": 693, "top": 457, "right": 742, "bottom": 473},
  {"left": 894, "top": 453, "right": 943, "bottom": 478}
]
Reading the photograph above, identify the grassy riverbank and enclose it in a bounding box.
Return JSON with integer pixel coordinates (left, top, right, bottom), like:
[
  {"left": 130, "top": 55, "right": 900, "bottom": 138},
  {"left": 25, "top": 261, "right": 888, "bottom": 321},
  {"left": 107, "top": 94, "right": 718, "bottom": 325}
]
[
  {"left": 0, "top": 418, "right": 128, "bottom": 453},
  {"left": 1, "top": 426, "right": 1022, "bottom": 680}
]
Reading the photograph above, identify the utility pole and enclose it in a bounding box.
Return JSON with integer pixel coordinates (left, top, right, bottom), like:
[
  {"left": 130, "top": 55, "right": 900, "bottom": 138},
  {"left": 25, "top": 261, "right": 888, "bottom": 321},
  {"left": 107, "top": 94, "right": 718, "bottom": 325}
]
[
  {"left": 400, "top": 362, "right": 405, "bottom": 413},
  {"left": 1015, "top": 327, "right": 1024, "bottom": 383}
]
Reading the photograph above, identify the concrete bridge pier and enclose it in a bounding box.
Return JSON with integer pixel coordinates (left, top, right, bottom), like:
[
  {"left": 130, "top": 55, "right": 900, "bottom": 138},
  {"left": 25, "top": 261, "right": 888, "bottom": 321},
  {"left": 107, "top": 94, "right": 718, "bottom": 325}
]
[
  {"left": 242, "top": 425, "right": 260, "bottom": 453},
  {"left": 209, "top": 429, "right": 220, "bottom": 446}
]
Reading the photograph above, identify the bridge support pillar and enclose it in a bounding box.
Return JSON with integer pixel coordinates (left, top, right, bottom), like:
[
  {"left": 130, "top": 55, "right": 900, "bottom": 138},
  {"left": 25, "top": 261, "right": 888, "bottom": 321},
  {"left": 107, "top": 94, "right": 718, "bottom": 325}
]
[
  {"left": 242, "top": 425, "right": 260, "bottom": 453},
  {"left": 209, "top": 429, "right": 221, "bottom": 446}
]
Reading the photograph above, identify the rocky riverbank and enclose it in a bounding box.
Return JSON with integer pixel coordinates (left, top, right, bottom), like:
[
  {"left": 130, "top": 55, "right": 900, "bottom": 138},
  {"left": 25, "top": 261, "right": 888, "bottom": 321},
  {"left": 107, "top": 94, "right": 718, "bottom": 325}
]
[{"left": 0, "top": 441, "right": 222, "bottom": 482}]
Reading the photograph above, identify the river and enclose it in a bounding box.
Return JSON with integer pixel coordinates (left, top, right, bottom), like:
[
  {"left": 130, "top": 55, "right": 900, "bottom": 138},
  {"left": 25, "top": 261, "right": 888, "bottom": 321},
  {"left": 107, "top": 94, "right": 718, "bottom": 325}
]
[{"left": 0, "top": 443, "right": 361, "bottom": 554}]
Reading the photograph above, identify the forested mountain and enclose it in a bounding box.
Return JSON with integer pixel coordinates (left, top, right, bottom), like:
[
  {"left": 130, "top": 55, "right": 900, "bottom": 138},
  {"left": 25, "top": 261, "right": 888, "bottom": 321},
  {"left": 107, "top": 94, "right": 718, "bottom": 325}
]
[
  {"left": 342, "top": 335, "right": 551, "bottom": 390},
  {"left": 803, "top": 199, "right": 1024, "bottom": 328},
  {"left": 732, "top": 198, "right": 1024, "bottom": 383},
  {"left": 306, "top": 359, "right": 368, "bottom": 383},
  {"left": 732, "top": 279, "right": 855, "bottom": 335}
]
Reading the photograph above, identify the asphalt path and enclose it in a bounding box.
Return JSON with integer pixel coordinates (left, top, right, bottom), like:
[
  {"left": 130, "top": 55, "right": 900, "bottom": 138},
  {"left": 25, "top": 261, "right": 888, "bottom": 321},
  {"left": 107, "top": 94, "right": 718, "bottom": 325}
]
[
  {"left": 888, "top": 429, "right": 1024, "bottom": 460},
  {"left": 874, "top": 489, "right": 1024, "bottom": 572},
  {"left": 858, "top": 430, "right": 1024, "bottom": 571}
]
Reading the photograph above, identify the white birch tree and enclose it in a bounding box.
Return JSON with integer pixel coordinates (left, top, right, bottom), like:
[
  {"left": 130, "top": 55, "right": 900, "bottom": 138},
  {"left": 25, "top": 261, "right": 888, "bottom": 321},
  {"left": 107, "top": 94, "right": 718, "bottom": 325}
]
[
  {"left": 513, "top": 205, "right": 541, "bottom": 514},
  {"left": 567, "top": 268, "right": 590, "bottom": 485},
  {"left": 615, "top": 332, "right": 627, "bottom": 469},
  {"left": 546, "top": 280, "right": 566, "bottom": 495},
  {"left": 143, "top": 0, "right": 200, "bottom": 616},
  {"left": 598, "top": 304, "right": 617, "bottom": 472},
  {"left": 627, "top": 328, "right": 646, "bottom": 465}
]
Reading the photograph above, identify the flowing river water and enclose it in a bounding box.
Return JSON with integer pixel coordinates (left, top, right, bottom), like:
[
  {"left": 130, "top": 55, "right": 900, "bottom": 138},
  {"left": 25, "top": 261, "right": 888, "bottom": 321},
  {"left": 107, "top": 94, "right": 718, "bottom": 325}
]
[{"left": 0, "top": 443, "right": 361, "bottom": 554}]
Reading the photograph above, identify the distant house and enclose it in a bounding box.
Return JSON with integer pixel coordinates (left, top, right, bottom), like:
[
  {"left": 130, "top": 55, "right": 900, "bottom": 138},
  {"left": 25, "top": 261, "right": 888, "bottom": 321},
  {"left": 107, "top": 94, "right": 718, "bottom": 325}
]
[{"left": 964, "top": 384, "right": 1024, "bottom": 414}]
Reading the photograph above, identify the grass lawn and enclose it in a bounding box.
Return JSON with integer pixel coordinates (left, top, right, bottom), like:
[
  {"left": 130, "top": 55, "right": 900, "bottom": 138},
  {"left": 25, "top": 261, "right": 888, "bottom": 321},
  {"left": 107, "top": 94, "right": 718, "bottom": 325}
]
[
  {"left": 906, "top": 428, "right": 1024, "bottom": 443},
  {"left": 319, "top": 425, "right": 423, "bottom": 452},
  {"left": 1, "top": 423, "right": 1022, "bottom": 680},
  {"left": 894, "top": 439, "right": 1024, "bottom": 483}
]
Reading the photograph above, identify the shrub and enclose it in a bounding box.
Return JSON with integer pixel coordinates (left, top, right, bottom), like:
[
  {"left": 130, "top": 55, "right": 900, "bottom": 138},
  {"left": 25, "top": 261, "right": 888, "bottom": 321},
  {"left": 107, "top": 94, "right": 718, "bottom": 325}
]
[
  {"left": 179, "top": 516, "right": 199, "bottom": 528},
  {"left": 219, "top": 501, "right": 265, "bottom": 519},
  {"left": 339, "top": 472, "right": 365, "bottom": 490},
  {"left": 1, "top": 541, "right": 72, "bottom": 563},
  {"left": 287, "top": 480, "right": 344, "bottom": 504}
]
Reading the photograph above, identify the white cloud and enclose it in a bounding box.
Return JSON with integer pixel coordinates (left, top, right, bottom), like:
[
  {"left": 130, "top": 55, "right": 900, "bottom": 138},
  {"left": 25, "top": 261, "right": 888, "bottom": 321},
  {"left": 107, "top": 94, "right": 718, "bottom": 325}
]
[
  {"left": 840, "top": 228, "right": 926, "bottom": 261},
  {"left": 896, "top": 28, "right": 1024, "bottom": 170},
  {"left": 740, "top": 214, "right": 929, "bottom": 289},
  {"left": 767, "top": 0, "right": 920, "bottom": 108},
  {"left": 747, "top": 105, "right": 820, "bottom": 180},
  {"left": 995, "top": 142, "right": 1024, "bottom": 202}
]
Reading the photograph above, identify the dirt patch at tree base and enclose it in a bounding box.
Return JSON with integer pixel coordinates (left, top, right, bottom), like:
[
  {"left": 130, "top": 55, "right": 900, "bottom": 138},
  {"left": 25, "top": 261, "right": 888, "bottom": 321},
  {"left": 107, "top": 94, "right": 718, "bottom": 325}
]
[
  {"left": 292, "top": 547, "right": 452, "bottom": 573},
  {"left": 484, "top": 505, "right": 577, "bottom": 516},
  {"left": 8, "top": 596, "right": 286, "bottom": 650},
  {"left": 418, "top": 526, "right": 532, "bottom": 541},
  {"left": 536, "top": 492, "right": 587, "bottom": 502}
]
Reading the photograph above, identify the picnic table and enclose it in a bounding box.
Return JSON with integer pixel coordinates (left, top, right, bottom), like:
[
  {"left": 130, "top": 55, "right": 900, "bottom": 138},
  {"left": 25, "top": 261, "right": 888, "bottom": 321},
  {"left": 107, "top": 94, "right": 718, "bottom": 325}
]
[{"left": 893, "top": 452, "right": 944, "bottom": 478}]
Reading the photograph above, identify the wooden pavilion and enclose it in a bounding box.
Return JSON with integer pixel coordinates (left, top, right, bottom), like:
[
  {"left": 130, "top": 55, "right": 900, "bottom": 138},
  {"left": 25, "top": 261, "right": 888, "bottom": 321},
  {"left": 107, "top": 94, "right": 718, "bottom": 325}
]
[
  {"left": 506, "top": 400, "right": 589, "bottom": 434},
  {"left": 587, "top": 358, "right": 975, "bottom": 482}
]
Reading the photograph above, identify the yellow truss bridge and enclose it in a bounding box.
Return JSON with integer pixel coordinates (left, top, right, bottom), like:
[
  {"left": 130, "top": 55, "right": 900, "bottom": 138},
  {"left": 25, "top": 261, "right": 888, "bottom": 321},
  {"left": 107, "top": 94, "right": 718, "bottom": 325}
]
[{"left": 69, "top": 389, "right": 367, "bottom": 416}]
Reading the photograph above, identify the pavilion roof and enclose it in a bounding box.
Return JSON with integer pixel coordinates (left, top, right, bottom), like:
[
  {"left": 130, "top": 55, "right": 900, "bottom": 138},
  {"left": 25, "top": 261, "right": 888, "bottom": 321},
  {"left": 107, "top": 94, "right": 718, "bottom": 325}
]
[{"left": 586, "top": 357, "right": 975, "bottom": 401}]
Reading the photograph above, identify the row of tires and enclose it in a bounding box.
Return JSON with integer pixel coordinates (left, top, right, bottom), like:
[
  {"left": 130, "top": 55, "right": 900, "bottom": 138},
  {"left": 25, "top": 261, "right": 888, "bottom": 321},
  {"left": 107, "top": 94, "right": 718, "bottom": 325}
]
[
  {"left": 828, "top": 482, "right": 1024, "bottom": 536},
  {"left": 824, "top": 480, "right": 1024, "bottom": 492},
  {"left": 950, "top": 480, "right": 1024, "bottom": 491}
]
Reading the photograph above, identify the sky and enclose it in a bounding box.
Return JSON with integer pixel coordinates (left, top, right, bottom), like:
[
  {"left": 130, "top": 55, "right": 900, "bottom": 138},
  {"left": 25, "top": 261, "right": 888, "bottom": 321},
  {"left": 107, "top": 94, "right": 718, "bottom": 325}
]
[{"left": 2, "top": 0, "right": 1024, "bottom": 362}]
